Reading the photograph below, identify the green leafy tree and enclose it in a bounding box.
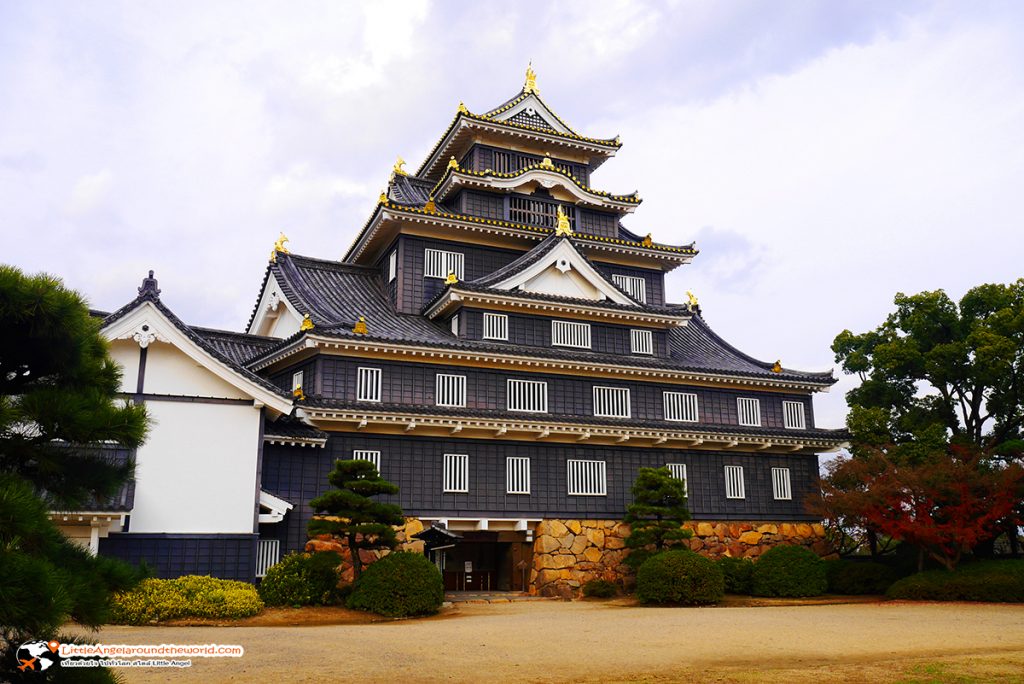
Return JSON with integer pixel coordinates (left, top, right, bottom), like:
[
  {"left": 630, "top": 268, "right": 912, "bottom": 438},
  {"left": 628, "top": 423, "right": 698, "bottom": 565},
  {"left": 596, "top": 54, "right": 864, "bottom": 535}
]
[
  {"left": 624, "top": 467, "right": 693, "bottom": 570},
  {"left": 1, "top": 265, "right": 149, "bottom": 681},
  {"left": 308, "top": 460, "right": 404, "bottom": 581}
]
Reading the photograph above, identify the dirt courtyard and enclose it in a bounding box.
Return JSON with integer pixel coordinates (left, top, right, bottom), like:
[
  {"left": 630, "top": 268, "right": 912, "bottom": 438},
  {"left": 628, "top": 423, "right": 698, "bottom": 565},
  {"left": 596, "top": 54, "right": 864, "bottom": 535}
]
[{"left": 90, "top": 600, "right": 1024, "bottom": 683}]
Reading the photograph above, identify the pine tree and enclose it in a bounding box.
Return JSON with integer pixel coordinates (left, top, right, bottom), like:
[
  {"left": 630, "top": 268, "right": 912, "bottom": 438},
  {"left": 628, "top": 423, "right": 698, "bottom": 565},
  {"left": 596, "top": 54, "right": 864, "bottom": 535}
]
[
  {"left": 0, "top": 265, "right": 149, "bottom": 682},
  {"left": 308, "top": 459, "right": 405, "bottom": 581},
  {"left": 624, "top": 467, "right": 693, "bottom": 570}
]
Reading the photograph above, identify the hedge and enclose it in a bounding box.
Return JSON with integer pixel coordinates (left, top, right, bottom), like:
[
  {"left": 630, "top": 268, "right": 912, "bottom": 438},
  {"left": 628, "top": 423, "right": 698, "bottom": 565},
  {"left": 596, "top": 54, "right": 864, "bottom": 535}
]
[
  {"left": 109, "top": 576, "right": 263, "bottom": 624},
  {"left": 636, "top": 550, "right": 724, "bottom": 605},
  {"left": 886, "top": 560, "right": 1024, "bottom": 602},
  {"left": 717, "top": 556, "right": 755, "bottom": 594},
  {"left": 751, "top": 545, "right": 827, "bottom": 597},
  {"left": 582, "top": 579, "right": 618, "bottom": 598},
  {"left": 258, "top": 551, "right": 343, "bottom": 607},
  {"left": 347, "top": 552, "right": 444, "bottom": 617},
  {"left": 825, "top": 559, "right": 897, "bottom": 595}
]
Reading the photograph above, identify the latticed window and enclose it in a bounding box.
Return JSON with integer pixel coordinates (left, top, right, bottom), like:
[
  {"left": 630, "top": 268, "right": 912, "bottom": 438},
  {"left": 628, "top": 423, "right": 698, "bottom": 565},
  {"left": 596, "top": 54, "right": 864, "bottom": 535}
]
[
  {"left": 424, "top": 248, "right": 464, "bottom": 279},
  {"left": 507, "top": 379, "right": 548, "bottom": 413},
  {"left": 567, "top": 459, "right": 607, "bottom": 496},
  {"left": 593, "top": 386, "right": 630, "bottom": 418},
  {"left": 443, "top": 454, "right": 469, "bottom": 493},
  {"left": 772, "top": 467, "right": 792, "bottom": 500},
  {"left": 664, "top": 392, "right": 699, "bottom": 422},
  {"left": 483, "top": 312, "right": 508, "bottom": 340},
  {"left": 551, "top": 320, "right": 591, "bottom": 348},
  {"left": 506, "top": 457, "right": 531, "bottom": 494},
  {"left": 435, "top": 373, "right": 466, "bottom": 407},
  {"left": 450, "top": 314, "right": 460, "bottom": 337},
  {"left": 667, "top": 463, "right": 688, "bottom": 495},
  {"left": 612, "top": 274, "right": 647, "bottom": 302},
  {"left": 356, "top": 367, "right": 381, "bottom": 402},
  {"left": 509, "top": 196, "right": 575, "bottom": 229},
  {"left": 353, "top": 450, "right": 381, "bottom": 471},
  {"left": 291, "top": 371, "right": 303, "bottom": 391},
  {"left": 724, "top": 465, "right": 745, "bottom": 499},
  {"left": 737, "top": 397, "right": 761, "bottom": 426},
  {"left": 631, "top": 329, "right": 654, "bottom": 355},
  {"left": 387, "top": 250, "right": 397, "bottom": 282},
  {"left": 783, "top": 401, "right": 806, "bottom": 429}
]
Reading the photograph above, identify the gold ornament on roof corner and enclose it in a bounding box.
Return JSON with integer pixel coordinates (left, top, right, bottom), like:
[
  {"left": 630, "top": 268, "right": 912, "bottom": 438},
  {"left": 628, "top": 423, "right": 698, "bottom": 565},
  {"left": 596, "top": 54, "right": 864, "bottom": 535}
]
[
  {"left": 269, "top": 232, "right": 290, "bottom": 262},
  {"left": 353, "top": 316, "right": 368, "bottom": 335},
  {"left": 392, "top": 156, "right": 407, "bottom": 177},
  {"left": 555, "top": 207, "right": 573, "bottom": 237},
  {"left": 447, "top": 156, "right": 460, "bottom": 170},
  {"left": 457, "top": 101, "right": 469, "bottom": 114},
  {"left": 424, "top": 195, "right": 437, "bottom": 212},
  {"left": 378, "top": 189, "right": 388, "bottom": 204},
  {"left": 292, "top": 385, "right": 306, "bottom": 401},
  {"left": 539, "top": 156, "right": 555, "bottom": 170},
  {"left": 686, "top": 290, "right": 699, "bottom": 309},
  {"left": 642, "top": 233, "right": 653, "bottom": 248},
  {"left": 444, "top": 271, "right": 459, "bottom": 285},
  {"left": 524, "top": 62, "right": 538, "bottom": 94},
  {"left": 300, "top": 314, "right": 315, "bottom": 331},
  {"left": 771, "top": 360, "right": 783, "bottom": 374}
]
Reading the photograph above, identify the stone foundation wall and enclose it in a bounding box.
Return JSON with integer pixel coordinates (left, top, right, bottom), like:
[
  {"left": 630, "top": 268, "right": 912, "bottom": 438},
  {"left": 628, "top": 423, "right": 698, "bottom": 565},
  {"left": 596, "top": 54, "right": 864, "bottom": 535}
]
[
  {"left": 304, "top": 517, "right": 425, "bottom": 583},
  {"left": 531, "top": 519, "right": 830, "bottom": 598}
]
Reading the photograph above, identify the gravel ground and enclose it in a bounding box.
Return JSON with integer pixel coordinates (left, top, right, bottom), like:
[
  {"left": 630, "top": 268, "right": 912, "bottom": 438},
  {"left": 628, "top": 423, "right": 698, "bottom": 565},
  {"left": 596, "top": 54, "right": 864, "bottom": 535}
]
[{"left": 84, "top": 600, "right": 1024, "bottom": 683}]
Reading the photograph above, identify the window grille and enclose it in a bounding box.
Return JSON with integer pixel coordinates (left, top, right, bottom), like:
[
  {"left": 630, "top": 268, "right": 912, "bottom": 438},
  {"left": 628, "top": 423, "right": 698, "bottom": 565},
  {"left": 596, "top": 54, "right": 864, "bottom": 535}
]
[
  {"left": 356, "top": 367, "right": 381, "bottom": 402},
  {"left": 443, "top": 454, "right": 469, "bottom": 493},
  {"left": 450, "top": 314, "right": 460, "bottom": 337},
  {"left": 772, "top": 467, "right": 792, "bottom": 500},
  {"left": 291, "top": 370, "right": 304, "bottom": 391},
  {"left": 783, "top": 401, "right": 806, "bottom": 430},
  {"left": 507, "top": 379, "right": 548, "bottom": 413},
  {"left": 737, "top": 397, "right": 761, "bottom": 426},
  {"left": 664, "top": 392, "right": 699, "bottom": 422},
  {"left": 435, "top": 373, "right": 466, "bottom": 407},
  {"left": 612, "top": 274, "right": 646, "bottom": 302},
  {"left": 509, "top": 196, "right": 575, "bottom": 229},
  {"left": 725, "top": 465, "right": 746, "bottom": 499},
  {"left": 424, "top": 248, "right": 464, "bottom": 279},
  {"left": 667, "top": 463, "right": 688, "bottom": 495},
  {"left": 631, "top": 329, "right": 654, "bottom": 355},
  {"left": 506, "top": 456, "right": 531, "bottom": 494},
  {"left": 551, "top": 320, "right": 591, "bottom": 348},
  {"left": 567, "top": 459, "right": 607, "bottom": 496},
  {"left": 353, "top": 450, "right": 381, "bottom": 471},
  {"left": 593, "top": 386, "right": 631, "bottom": 418},
  {"left": 387, "top": 250, "right": 397, "bottom": 282},
  {"left": 483, "top": 312, "right": 509, "bottom": 340},
  {"left": 255, "top": 539, "right": 281, "bottom": 578}
]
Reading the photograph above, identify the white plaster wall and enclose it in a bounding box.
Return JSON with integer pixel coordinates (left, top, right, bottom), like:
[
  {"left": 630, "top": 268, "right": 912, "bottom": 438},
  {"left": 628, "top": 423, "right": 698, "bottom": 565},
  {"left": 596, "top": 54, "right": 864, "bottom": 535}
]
[
  {"left": 129, "top": 400, "right": 260, "bottom": 534},
  {"left": 109, "top": 341, "right": 141, "bottom": 394},
  {"left": 141, "top": 342, "right": 250, "bottom": 399},
  {"left": 523, "top": 267, "right": 602, "bottom": 300},
  {"left": 266, "top": 311, "right": 301, "bottom": 339}
]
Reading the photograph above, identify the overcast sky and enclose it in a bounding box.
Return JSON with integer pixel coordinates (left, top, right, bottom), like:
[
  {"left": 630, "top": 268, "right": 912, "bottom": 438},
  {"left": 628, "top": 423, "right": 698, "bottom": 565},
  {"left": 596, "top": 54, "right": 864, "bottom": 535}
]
[{"left": 2, "top": 1, "right": 1023, "bottom": 429}]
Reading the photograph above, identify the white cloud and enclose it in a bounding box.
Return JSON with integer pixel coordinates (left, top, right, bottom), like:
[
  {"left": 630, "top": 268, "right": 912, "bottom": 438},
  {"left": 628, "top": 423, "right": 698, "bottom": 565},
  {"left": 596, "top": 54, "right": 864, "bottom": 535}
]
[{"left": 67, "top": 170, "right": 114, "bottom": 216}]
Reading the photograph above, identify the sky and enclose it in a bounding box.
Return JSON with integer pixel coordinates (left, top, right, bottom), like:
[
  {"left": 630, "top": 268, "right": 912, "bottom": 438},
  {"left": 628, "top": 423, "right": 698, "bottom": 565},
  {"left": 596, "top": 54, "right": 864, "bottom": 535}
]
[{"left": 2, "top": 1, "right": 1023, "bottom": 430}]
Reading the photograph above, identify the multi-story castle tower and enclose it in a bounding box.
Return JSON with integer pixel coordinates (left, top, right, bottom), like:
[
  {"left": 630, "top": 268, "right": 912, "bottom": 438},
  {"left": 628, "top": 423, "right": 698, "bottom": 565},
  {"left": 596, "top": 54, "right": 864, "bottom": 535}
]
[{"left": 83, "top": 67, "right": 844, "bottom": 594}]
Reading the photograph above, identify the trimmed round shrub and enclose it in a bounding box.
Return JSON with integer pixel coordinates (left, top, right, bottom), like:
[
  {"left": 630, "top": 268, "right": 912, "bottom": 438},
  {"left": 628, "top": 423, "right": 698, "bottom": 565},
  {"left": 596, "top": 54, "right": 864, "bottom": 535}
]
[
  {"left": 636, "top": 550, "right": 724, "bottom": 605},
  {"left": 258, "top": 551, "right": 343, "bottom": 607},
  {"left": 347, "top": 551, "right": 444, "bottom": 617},
  {"left": 582, "top": 579, "right": 618, "bottom": 598},
  {"left": 110, "top": 576, "right": 263, "bottom": 624},
  {"left": 886, "top": 561, "right": 1024, "bottom": 602},
  {"left": 717, "top": 556, "right": 755, "bottom": 595},
  {"left": 751, "top": 545, "right": 827, "bottom": 597},
  {"left": 825, "top": 560, "right": 897, "bottom": 595}
]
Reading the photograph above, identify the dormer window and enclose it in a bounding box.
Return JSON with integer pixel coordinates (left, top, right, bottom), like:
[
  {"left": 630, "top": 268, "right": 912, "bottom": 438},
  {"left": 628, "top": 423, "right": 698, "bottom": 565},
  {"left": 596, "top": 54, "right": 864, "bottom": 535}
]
[
  {"left": 612, "top": 274, "right": 646, "bottom": 303},
  {"left": 424, "top": 248, "right": 464, "bottom": 279},
  {"left": 630, "top": 329, "right": 653, "bottom": 355},
  {"left": 387, "top": 250, "right": 397, "bottom": 282}
]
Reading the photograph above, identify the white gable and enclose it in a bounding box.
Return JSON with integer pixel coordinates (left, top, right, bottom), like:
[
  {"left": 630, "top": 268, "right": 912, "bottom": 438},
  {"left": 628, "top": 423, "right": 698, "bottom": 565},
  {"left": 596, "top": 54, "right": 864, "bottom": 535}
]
[
  {"left": 488, "top": 93, "right": 573, "bottom": 135},
  {"left": 248, "top": 273, "right": 304, "bottom": 338},
  {"left": 489, "top": 239, "right": 635, "bottom": 305}
]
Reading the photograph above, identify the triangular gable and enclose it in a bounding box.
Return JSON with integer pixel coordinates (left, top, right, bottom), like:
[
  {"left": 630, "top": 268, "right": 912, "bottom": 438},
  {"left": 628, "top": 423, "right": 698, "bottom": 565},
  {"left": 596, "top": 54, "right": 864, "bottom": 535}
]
[
  {"left": 102, "top": 299, "right": 293, "bottom": 416},
  {"left": 487, "top": 238, "right": 635, "bottom": 305},
  {"left": 247, "top": 272, "right": 305, "bottom": 338},
  {"left": 485, "top": 92, "right": 575, "bottom": 136}
]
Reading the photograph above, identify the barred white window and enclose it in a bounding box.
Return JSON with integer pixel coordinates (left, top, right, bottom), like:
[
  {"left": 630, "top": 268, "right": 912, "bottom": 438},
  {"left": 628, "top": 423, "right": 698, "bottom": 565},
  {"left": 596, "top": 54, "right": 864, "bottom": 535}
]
[
  {"left": 551, "top": 320, "right": 591, "bottom": 348},
  {"left": 630, "top": 329, "right": 654, "bottom": 355},
  {"left": 664, "top": 391, "right": 699, "bottom": 422},
  {"left": 724, "top": 465, "right": 746, "bottom": 499},
  {"left": 483, "top": 312, "right": 508, "bottom": 341},
  {"left": 772, "top": 467, "right": 792, "bottom": 500},
  {"left": 783, "top": 401, "right": 807, "bottom": 430},
  {"left": 506, "top": 456, "right": 531, "bottom": 494},
  {"left": 424, "top": 248, "right": 465, "bottom": 279},
  {"left": 593, "top": 386, "right": 631, "bottom": 418},
  {"left": 450, "top": 314, "right": 460, "bottom": 337},
  {"left": 612, "top": 274, "right": 647, "bottom": 303},
  {"left": 356, "top": 367, "right": 381, "bottom": 402},
  {"left": 436, "top": 373, "right": 466, "bottom": 407},
  {"left": 291, "top": 370, "right": 304, "bottom": 391},
  {"left": 667, "top": 463, "right": 688, "bottom": 495},
  {"left": 387, "top": 250, "right": 397, "bottom": 282},
  {"left": 353, "top": 450, "right": 381, "bottom": 471},
  {"left": 567, "top": 459, "right": 607, "bottom": 496},
  {"left": 737, "top": 397, "right": 761, "bottom": 426},
  {"left": 507, "top": 379, "right": 548, "bottom": 413},
  {"left": 443, "top": 453, "right": 469, "bottom": 493}
]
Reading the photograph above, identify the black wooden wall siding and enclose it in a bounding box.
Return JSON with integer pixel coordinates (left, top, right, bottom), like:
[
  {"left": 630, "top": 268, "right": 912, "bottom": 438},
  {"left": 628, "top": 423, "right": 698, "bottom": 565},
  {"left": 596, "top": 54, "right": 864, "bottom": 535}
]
[
  {"left": 98, "top": 533, "right": 258, "bottom": 582},
  {"left": 261, "top": 437, "right": 821, "bottom": 557}
]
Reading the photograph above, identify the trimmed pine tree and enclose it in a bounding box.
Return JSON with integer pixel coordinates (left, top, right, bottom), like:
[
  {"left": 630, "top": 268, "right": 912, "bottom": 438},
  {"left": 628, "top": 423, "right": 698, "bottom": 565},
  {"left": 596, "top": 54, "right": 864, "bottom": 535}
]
[{"left": 624, "top": 466, "right": 693, "bottom": 570}]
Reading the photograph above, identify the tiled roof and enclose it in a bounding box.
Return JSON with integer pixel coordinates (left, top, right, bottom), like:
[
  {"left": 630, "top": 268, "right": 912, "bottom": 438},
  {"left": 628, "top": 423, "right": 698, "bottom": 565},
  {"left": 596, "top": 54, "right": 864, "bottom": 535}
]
[
  {"left": 192, "top": 326, "right": 280, "bottom": 366},
  {"left": 264, "top": 416, "right": 329, "bottom": 441},
  {"left": 388, "top": 174, "right": 436, "bottom": 207}
]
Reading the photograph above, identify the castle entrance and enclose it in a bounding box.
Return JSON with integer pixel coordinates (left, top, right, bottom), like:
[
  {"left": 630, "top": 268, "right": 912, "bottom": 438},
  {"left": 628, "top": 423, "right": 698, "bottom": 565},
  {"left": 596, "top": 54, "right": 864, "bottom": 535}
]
[{"left": 440, "top": 531, "right": 533, "bottom": 592}]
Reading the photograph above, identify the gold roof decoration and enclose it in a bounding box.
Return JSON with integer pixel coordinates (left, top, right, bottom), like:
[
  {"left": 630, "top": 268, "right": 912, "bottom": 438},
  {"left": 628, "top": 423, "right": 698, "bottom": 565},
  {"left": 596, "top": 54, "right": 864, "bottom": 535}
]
[
  {"left": 292, "top": 385, "right": 306, "bottom": 401},
  {"left": 300, "top": 313, "right": 315, "bottom": 331},
  {"left": 423, "top": 196, "right": 437, "bottom": 213},
  {"left": 392, "top": 156, "right": 407, "bottom": 177},
  {"left": 539, "top": 156, "right": 555, "bottom": 170},
  {"left": 447, "top": 156, "right": 460, "bottom": 170},
  {"left": 378, "top": 189, "right": 388, "bottom": 204},
  {"left": 353, "top": 316, "right": 368, "bottom": 335},
  {"left": 444, "top": 271, "right": 459, "bottom": 285},
  {"left": 524, "top": 61, "right": 538, "bottom": 94},
  {"left": 771, "top": 360, "right": 783, "bottom": 374},
  {"left": 457, "top": 101, "right": 469, "bottom": 114},
  {"left": 555, "top": 207, "right": 573, "bottom": 237},
  {"left": 642, "top": 233, "right": 653, "bottom": 248},
  {"left": 686, "top": 290, "right": 699, "bottom": 309},
  {"left": 269, "top": 232, "right": 290, "bottom": 263}
]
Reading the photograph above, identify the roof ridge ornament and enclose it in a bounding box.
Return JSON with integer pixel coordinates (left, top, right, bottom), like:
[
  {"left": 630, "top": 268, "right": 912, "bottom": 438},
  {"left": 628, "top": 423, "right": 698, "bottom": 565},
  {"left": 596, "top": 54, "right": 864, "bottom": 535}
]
[
  {"left": 378, "top": 189, "right": 388, "bottom": 204},
  {"left": 771, "top": 360, "right": 783, "bottom": 373},
  {"left": 445, "top": 271, "right": 459, "bottom": 285},
  {"left": 392, "top": 156, "right": 407, "bottom": 177},
  {"left": 686, "top": 290, "right": 699, "bottom": 310},
  {"left": 539, "top": 156, "right": 555, "bottom": 170},
  {"left": 447, "top": 156, "right": 460, "bottom": 170},
  {"left": 555, "top": 207, "right": 573, "bottom": 237},
  {"left": 424, "top": 195, "right": 437, "bottom": 212},
  {"left": 270, "top": 233, "right": 290, "bottom": 263},
  {"left": 300, "top": 314, "right": 315, "bottom": 331},
  {"left": 353, "top": 316, "right": 368, "bottom": 335},
  {"left": 457, "top": 101, "right": 469, "bottom": 114},
  {"left": 524, "top": 61, "right": 538, "bottom": 94},
  {"left": 642, "top": 234, "right": 653, "bottom": 248},
  {"left": 138, "top": 270, "right": 161, "bottom": 298}
]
